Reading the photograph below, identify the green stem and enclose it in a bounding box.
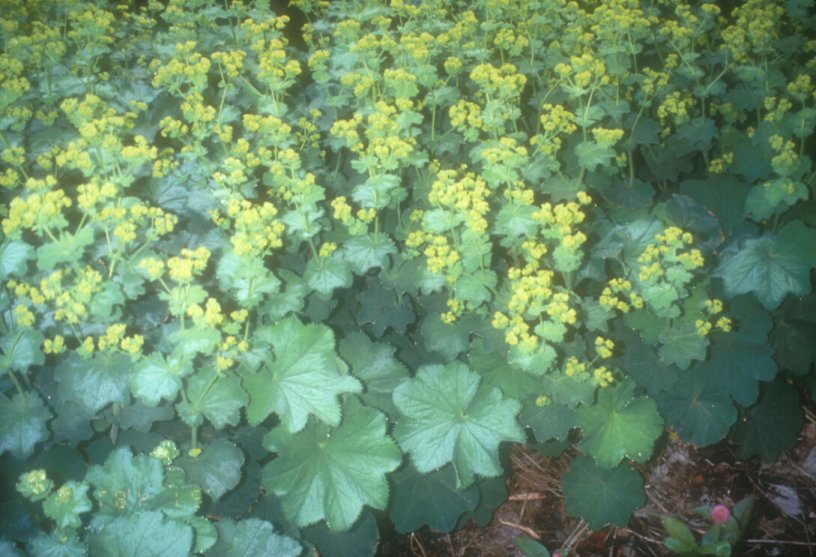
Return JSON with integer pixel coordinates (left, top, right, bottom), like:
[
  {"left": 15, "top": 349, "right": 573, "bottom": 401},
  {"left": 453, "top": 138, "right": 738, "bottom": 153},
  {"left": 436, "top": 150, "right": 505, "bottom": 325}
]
[{"left": 8, "top": 371, "right": 27, "bottom": 402}]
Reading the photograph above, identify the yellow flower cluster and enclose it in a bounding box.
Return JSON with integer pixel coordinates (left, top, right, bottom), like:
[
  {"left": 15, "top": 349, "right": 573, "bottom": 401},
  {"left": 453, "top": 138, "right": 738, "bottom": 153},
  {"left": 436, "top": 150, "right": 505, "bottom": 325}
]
[
  {"left": 639, "top": 227, "right": 704, "bottom": 281},
  {"left": 383, "top": 67, "right": 419, "bottom": 99},
  {"left": 506, "top": 268, "right": 556, "bottom": 317},
  {"left": 443, "top": 56, "right": 464, "bottom": 76},
  {"left": 599, "top": 277, "right": 645, "bottom": 313},
  {"left": 152, "top": 41, "right": 212, "bottom": 93},
  {"left": 436, "top": 11, "right": 479, "bottom": 48},
  {"left": 658, "top": 5, "right": 700, "bottom": 49},
  {"left": 769, "top": 134, "right": 799, "bottom": 176},
  {"left": 449, "top": 100, "right": 486, "bottom": 141},
  {"left": 493, "top": 28, "right": 529, "bottom": 57},
  {"left": 43, "top": 335, "right": 66, "bottom": 355},
  {"left": 786, "top": 74, "right": 814, "bottom": 102},
  {"left": 594, "top": 366, "right": 615, "bottom": 388},
  {"left": 397, "top": 32, "right": 435, "bottom": 62},
  {"left": 557, "top": 52, "right": 609, "bottom": 91},
  {"left": 97, "top": 323, "right": 144, "bottom": 356},
  {"left": 595, "top": 336, "right": 615, "bottom": 359},
  {"left": 166, "top": 247, "right": 211, "bottom": 284},
  {"left": 186, "top": 297, "right": 225, "bottom": 329},
  {"left": 564, "top": 356, "right": 587, "bottom": 378},
  {"left": 10, "top": 265, "right": 106, "bottom": 327},
  {"left": 657, "top": 90, "right": 695, "bottom": 136},
  {"left": 216, "top": 199, "right": 286, "bottom": 258},
  {"left": 479, "top": 137, "right": 529, "bottom": 188},
  {"left": 530, "top": 193, "right": 592, "bottom": 272},
  {"left": 695, "top": 298, "right": 733, "bottom": 336},
  {"left": 441, "top": 297, "right": 464, "bottom": 324},
  {"left": 721, "top": 0, "right": 785, "bottom": 63},
  {"left": 560, "top": 355, "right": 614, "bottom": 387},
  {"left": 211, "top": 49, "right": 246, "bottom": 83},
  {"left": 14, "top": 304, "right": 35, "bottom": 328},
  {"left": 2, "top": 190, "right": 72, "bottom": 237},
  {"left": 470, "top": 63, "right": 527, "bottom": 99},
  {"left": 589, "top": 0, "right": 654, "bottom": 44},
  {"left": 427, "top": 166, "right": 492, "bottom": 232},
  {"left": 591, "top": 128, "right": 625, "bottom": 147},
  {"left": 66, "top": 5, "right": 116, "bottom": 48},
  {"left": 539, "top": 104, "right": 577, "bottom": 135},
  {"left": 708, "top": 152, "right": 734, "bottom": 174},
  {"left": 422, "top": 234, "right": 461, "bottom": 277},
  {"left": 331, "top": 196, "right": 354, "bottom": 225},
  {"left": 60, "top": 94, "right": 138, "bottom": 149},
  {"left": 331, "top": 102, "right": 417, "bottom": 171}
]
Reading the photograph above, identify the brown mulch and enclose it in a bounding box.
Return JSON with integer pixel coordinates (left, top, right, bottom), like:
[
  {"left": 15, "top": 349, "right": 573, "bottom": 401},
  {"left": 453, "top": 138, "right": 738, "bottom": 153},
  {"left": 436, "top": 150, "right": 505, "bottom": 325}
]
[{"left": 388, "top": 406, "right": 816, "bottom": 557}]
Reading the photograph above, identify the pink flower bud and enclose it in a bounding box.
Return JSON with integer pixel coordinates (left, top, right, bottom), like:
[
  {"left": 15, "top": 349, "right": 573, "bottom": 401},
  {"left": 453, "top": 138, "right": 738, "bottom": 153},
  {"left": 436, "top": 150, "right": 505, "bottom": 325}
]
[{"left": 711, "top": 504, "right": 731, "bottom": 524}]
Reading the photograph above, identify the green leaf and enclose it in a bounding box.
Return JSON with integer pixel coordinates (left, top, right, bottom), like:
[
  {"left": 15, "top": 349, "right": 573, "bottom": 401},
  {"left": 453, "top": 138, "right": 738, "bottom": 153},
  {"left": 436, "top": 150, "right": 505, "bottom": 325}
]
[
  {"left": 354, "top": 279, "right": 416, "bottom": 337},
  {"left": 262, "top": 398, "right": 401, "bottom": 531},
  {"left": 1, "top": 328, "right": 45, "bottom": 373},
  {"left": 340, "top": 233, "right": 396, "bottom": 274},
  {"left": 177, "top": 368, "right": 247, "bottom": 429},
  {"left": 89, "top": 282, "right": 125, "bottom": 320},
  {"left": 576, "top": 380, "right": 663, "bottom": 468},
  {"left": 177, "top": 439, "right": 244, "bottom": 501},
  {"left": 457, "top": 475, "right": 508, "bottom": 528},
  {"left": 575, "top": 140, "right": 616, "bottom": 172},
  {"left": 598, "top": 178, "right": 654, "bottom": 210},
  {"left": 471, "top": 338, "right": 540, "bottom": 399},
  {"left": 0, "top": 392, "right": 52, "bottom": 459},
  {"left": 393, "top": 361, "right": 525, "bottom": 488},
  {"left": 654, "top": 369, "right": 736, "bottom": 446},
  {"left": 86, "top": 447, "right": 164, "bottom": 516},
  {"left": 516, "top": 537, "right": 551, "bottom": 557},
  {"left": 661, "top": 517, "right": 697, "bottom": 551},
  {"left": 658, "top": 320, "right": 708, "bottom": 370},
  {"left": 520, "top": 398, "right": 576, "bottom": 443},
  {"left": 169, "top": 325, "right": 222, "bottom": 359},
  {"left": 562, "top": 456, "right": 645, "bottom": 529},
  {"left": 243, "top": 317, "right": 361, "bottom": 432},
  {"left": 36, "top": 227, "right": 94, "bottom": 271},
  {"left": 618, "top": 329, "right": 679, "bottom": 396},
  {"left": 58, "top": 353, "right": 131, "bottom": 413},
  {"left": 216, "top": 250, "right": 280, "bottom": 309},
  {"left": 770, "top": 294, "right": 816, "bottom": 376},
  {"left": 0, "top": 240, "right": 33, "bottom": 278},
  {"left": 27, "top": 533, "right": 85, "bottom": 557},
  {"left": 338, "top": 332, "right": 409, "bottom": 418},
  {"left": 494, "top": 202, "right": 538, "bottom": 239},
  {"left": 419, "top": 313, "right": 470, "bottom": 361},
  {"left": 304, "top": 253, "right": 353, "bottom": 296},
  {"left": 185, "top": 515, "right": 217, "bottom": 554},
  {"left": 734, "top": 381, "right": 803, "bottom": 463},
  {"left": 714, "top": 221, "right": 816, "bottom": 309},
  {"left": 206, "top": 518, "right": 301, "bottom": 557},
  {"left": 87, "top": 511, "right": 192, "bottom": 557},
  {"left": 160, "top": 284, "right": 208, "bottom": 318},
  {"left": 455, "top": 269, "right": 497, "bottom": 305},
  {"left": 42, "top": 481, "right": 92, "bottom": 530},
  {"left": 131, "top": 353, "right": 192, "bottom": 407},
  {"left": 389, "top": 464, "right": 479, "bottom": 533},
  {"left": 352, "top": 174, "right": 399, "bottom": 209},
  {"left": 302, "top": 510, "right": 380, "bottom": 557},
  {"left": 745, "top": 179, "right": 808, "bottom": 221},
  {"left": 703, "top": 295, "right": 777, "bottom": 406}
]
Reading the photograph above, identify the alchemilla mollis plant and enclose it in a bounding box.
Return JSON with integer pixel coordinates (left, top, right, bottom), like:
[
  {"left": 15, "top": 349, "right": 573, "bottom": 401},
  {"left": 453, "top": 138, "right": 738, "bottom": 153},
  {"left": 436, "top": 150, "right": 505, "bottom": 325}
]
[{"left": 1, "top": 0, "right": 814, "bottom": 555}]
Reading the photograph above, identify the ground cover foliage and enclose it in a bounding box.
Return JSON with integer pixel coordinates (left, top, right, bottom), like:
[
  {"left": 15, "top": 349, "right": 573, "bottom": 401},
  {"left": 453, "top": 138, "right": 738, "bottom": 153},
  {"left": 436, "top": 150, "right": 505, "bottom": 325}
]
[{"left": 1, "top": 0, "right": 815, "bottom": 555}]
